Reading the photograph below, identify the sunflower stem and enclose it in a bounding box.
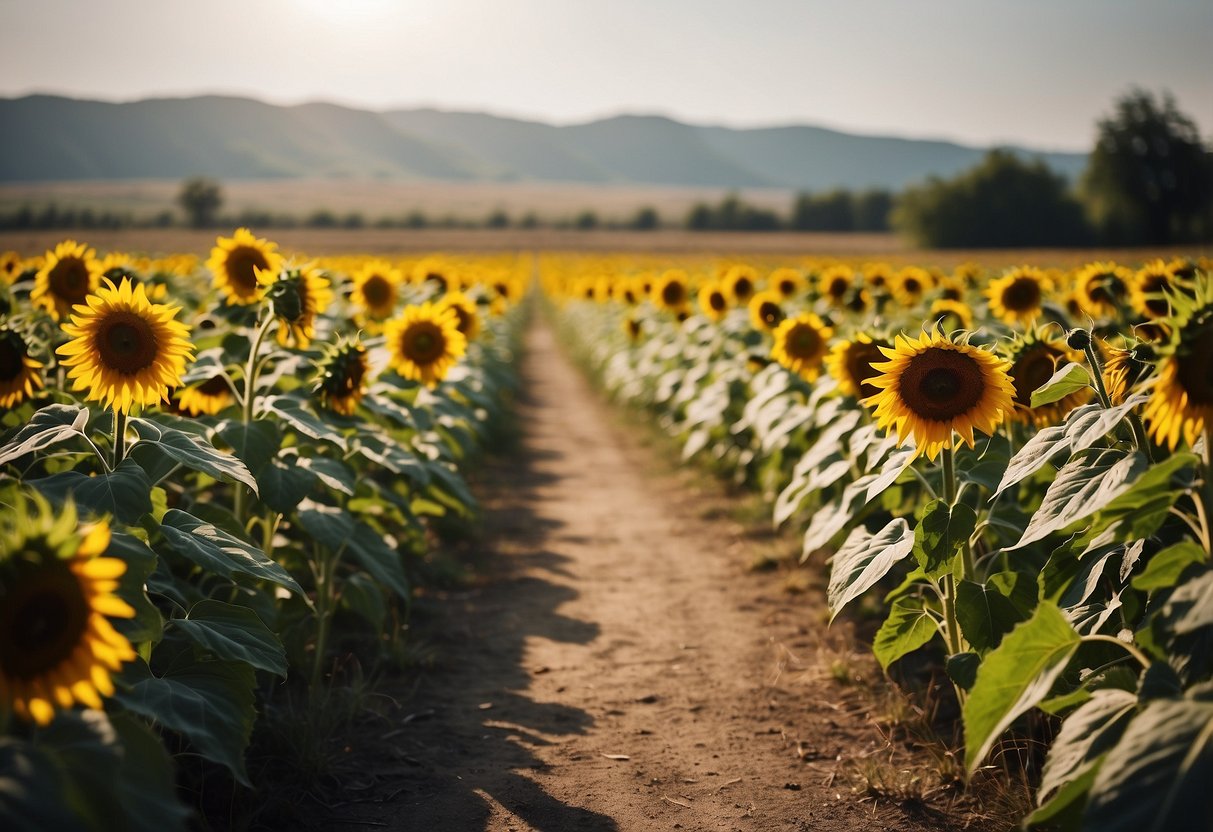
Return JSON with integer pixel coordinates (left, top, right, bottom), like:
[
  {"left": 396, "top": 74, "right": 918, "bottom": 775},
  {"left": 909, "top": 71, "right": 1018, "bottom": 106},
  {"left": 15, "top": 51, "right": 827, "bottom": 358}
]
[
  {"left": 1201, "top": 423, "right": 1213, "bottom": 555},
  {"left": 234, "top": 314, "right": 274, "bottom": 521},
  {"left": 112, "top": 410, "right": 127, "bottom": 467},
  {"left": 940, "top": 443, "right": 971, "bottom": 677}
]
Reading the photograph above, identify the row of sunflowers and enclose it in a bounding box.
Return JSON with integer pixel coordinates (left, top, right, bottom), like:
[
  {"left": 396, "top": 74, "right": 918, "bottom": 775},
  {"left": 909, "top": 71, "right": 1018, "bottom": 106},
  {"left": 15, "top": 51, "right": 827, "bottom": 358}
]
[
  {"left": 545, "top": 253, "right": 1213, "bottom": 832},
  {"left": 0, "top": 233, "right": 529, "bottom": 829}
]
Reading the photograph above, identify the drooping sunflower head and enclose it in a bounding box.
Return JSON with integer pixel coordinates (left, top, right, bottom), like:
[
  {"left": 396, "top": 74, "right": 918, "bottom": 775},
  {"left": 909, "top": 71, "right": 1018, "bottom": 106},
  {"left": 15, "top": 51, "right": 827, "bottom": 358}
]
[
  {"left": 818, "top": 266, "right": 855, "bottom": 306},
  {"left": 771, "top": 312, "right": 834, "bottom": 381},
  {"left": 862, "top": 330, "right": 1014, "bottom": 460},
  {"left": 770, "top": 268, "right": 806, "bottom": 299},
  {"left": 0, "top": 494, "right": 137, "bottom": 725},
  {"left": 31, "top": 240, "right": 102, "bottom": 320},
  {"left": 312, "top": 336, "right": 370, "bottom": 416},
  {"left": 1102, "top": 340, "right": 1155, "bottom": 406},
  {"left": 207, "top": 228, "right": 282, "bottom": 306},
  {"left": 0, "top": 325, "right": 44, "bottom": 409},
  {"left": 385, "top": 302, "right": 467, "bottom": 388},
  {"left": 826, "top": 333, "right": 892, "bottom": 401},
  {"left": 930, "top": 299, "right": 974, "bottom": 335},
  {"left": 1003, "top": 334, "right": 1089, "bottom": 425},
  {"left": 653, "top": 270, "right": 690, "bottom": 313},
  {"left": 261, "top": 265, "right": 334, "bottom": 349},
  {"left": 56, "top": 277, "right": 194, "bottom": 413},
  {"left": 723, "top": 265, "right": 758, "bottom": 305},
  {"left": 1074, "top": 262, "right": 1130, "bottom": 317},
  {"left": 175, "top": 374, "right": 235, "bottom": 417},
  {"left": 350, "top": 260, "right": 402, "bottom": 322},
  {"left": 891, "top": 267, "right": 934, "bottom": 308},
  {"left": 1143, "top": 286, "right": 1213, "bottom": 449},
  {"left": 697, "top": 280, "right": 730, "bottom": 322},
  {"left": 748, "top": 290, "right": 785, "bottom": 333},
  {"left": 986, "top": 266, "right": 1054, "bottom": 325},
  {"left": 436, "top": 291, "right": 481, "bottom": 342}
]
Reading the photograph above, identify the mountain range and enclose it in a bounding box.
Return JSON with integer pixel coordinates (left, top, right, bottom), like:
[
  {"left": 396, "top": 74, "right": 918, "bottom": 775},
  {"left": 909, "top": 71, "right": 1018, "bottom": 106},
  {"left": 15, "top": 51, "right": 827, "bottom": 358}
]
[{"left": 0, "top": 94, "right": 1088, "bottom": 191}]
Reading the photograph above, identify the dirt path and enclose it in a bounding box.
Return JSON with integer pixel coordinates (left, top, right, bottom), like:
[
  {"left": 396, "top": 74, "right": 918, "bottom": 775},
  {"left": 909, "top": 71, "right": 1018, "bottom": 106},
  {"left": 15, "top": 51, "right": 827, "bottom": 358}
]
[{"left": 338, "top": 319, "right": 989, "bottom": 832}]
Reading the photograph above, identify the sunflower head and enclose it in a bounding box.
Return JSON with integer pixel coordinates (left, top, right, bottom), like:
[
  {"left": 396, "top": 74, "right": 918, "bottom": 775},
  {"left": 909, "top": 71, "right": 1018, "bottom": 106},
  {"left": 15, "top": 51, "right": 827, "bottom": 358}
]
[
  {"left": 1003, "top": 333, "right": 1089, "bottom": 425},
  {"left": 771, "top": 312, "right": 834, "bottom": 381},
  {"left": 653, "top": 270, "right": 690, "bottom": 313},
  {"left": 862, "top": 330, "right": 1014, "bottom": 460},
  {"left": 986, "top": 266, "right": 1054, "bottom": 325},
  {"left": 351, "top": 260, "right": 402, "bottom": 323},
  {"left": 175, "top": 374, "right": 235, "bottom": 417},
  {"left": 0, "top": 325, "right": 44, "bottom": 409},
  {"left": 31, "top": 240, "right": 102, "bottom": 320},
  {"left": 623, "top": 315, "right": 644, "bottom": 342},
  {"left": 863, "top": 262, "right": 895, "bottom": 292},
  {"left": 930, "top": 299, "right": 974, "bottom": 335},
  {"left": 818, "top": 266, "right": 854, "bottom": 305},
  {"left": 1074, "top": 262, "right": 1130, "bottom": 317},
  {"left": 312, "top": 336, "right": 370, "bottom": 416},
  {"left": 826, "top": 333, "right": 891, "bottom": 400},
  {"left": 56, "top": 278, "right": 194, "bottom": 413},
  {"left": 614, "top": 278, "right": 642, "bottom": 306},
  {"left": 413, "top": 260, "right": 458, "bottom": 296},
  {"left": 748, "top": 290, "right": 785, "bottom": 332},
  {"left": 260, "top": 265, "right": 334, "bottom": 349},
  {"left": 697, "top": 281, "right": 730, "bottom": 321},
  {"left": 0, "top": 493, "right": 136, "bottom": 725},
  {"left": 385, "top": 302, "right": 467, "bottom": 388},
  {"left": 1144, "top": 282, "right": 1213, "bottom": 449},
  {"left": 207, "top": 228, "right": 283, "bottom": 306},
  {"left": 892, "top": 267, "right": 934, "bottom": 307},
  {"left": 723, "top": 265, "right": 758, "bottom": 305},
  {"left": 770, "top": 268, "right": 806, "bottom": 299},
  {"left": 1102, "top": 340, "right": 1155, "bottom": 406},
  {"left": 1130, "top": 260, "right": 1188, "bottom": 320},
  {"left": 436, "top": 291, "right": 481, "bottom": 342},
  {"left": 0, "top": 251, "right": 23, "bottom": 285}
]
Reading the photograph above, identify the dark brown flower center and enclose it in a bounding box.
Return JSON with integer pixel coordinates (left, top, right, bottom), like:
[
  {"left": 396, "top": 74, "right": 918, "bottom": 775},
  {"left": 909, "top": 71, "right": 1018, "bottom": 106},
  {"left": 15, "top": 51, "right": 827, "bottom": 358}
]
[
  {"left": 827, "top": 277, "right": 848, "bottom": 299},
  {"left": 403, "top": 322, "right": 446, "bottom": 365},
  {"left": 0, "top": 335, "right": 23, "bottom": 381},
  {"left": 900, "top": 348, "right": 986, "bottom": 421},
  {"left": 903, "top": 278, "right": 922, "bottom": 296},
  {"left": 97, "top": 311, "right": 158, "bottom": 374},
  {"left": 49, "top": 257, "right": 90, "bottom": 304},
  {"left": 731, "top": 277, "right": 754, "bottom": 302},
  {"left": 1011, "top": 344, "right": 1062, "bottom": 407},
  {"left": 1001, "top": 277, "right": 1042, "bottom": 312},
  {"left": 661, "top": 281, "right": 686, "bottom": 307},
  {"left": 1089, "top": 273, "right": 1125, "bottom": 305},
  {"left": 425, "top": 272, "right": 447, "bottom": 293},
  {"left": 1142, "top": 275, "right": 1171, "bottom": 317},
  {"left": 0, "top": 560, "right": 89, "bottom": 679},
  {"left": 757, "top": 301, "right": 783, "bottom": 328},
  {"left": 1176, "top": 325, "right": 1213, "bottom": 405},
  {"left": 778, "top": 279, "right": 797, "bottom": 297},
  {"left": 847, "top": 341, "right": 888, "bottom": 400},
  {"left": 787, "top": 323, "right": 822, "bottom": 359},
  {"left": 362, "top": 275, "right": 392, "bottom": 308},
  {"left": 225, "top": 246, "right": 268, "bottom": 292},
  {"left": 199, "top": 375, "right": 230, "bottom": 396},
  {"left": 708, "top": 291, "right": 727, "bottom": 312},
  {"left": 450, "top": 305, "right": 473, "bottom": 336}
]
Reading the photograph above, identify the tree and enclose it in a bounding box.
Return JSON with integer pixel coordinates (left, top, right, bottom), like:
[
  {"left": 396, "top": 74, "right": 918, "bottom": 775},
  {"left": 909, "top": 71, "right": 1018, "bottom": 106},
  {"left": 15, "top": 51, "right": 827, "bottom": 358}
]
[
  {"left": 1082, "top": 89, "right": 1212, "bottom": 245},
  {"left": 894, "top": 150, "right": 1091, "bottom": 248},
  {"left": 629, "top": 206, "right": 660, "bottom": 230},
  {"left": 852, "top": 190, "right": 894, "bottom": 231},
  {"left": 176, "top": 177, "right": 223, "bottom": 228}
]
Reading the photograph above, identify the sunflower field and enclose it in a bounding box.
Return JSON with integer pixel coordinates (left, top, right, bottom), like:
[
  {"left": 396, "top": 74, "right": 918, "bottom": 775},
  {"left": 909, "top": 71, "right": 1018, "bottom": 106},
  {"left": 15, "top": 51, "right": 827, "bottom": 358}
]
[
  {"left": 545, "top": 253, "right": 1213, "bottom": 832},
  {"left": 0, "top": 234, "right": 528, "bottom": 829}
]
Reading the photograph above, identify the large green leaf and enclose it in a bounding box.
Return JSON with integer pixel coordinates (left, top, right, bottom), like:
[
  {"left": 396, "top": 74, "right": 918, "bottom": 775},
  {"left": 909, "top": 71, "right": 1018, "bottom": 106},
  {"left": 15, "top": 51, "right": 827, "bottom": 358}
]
[
  {"left": 107, "top": 532, "right": 164, "bottom": 645},
  {"left": 262, "top": 395, "right": 348, "bottom": 450},
  {"left": 802, "top": 471, "right": 883, "bottom": 556},
  {"left": 827, "top": 517, "right": 915, "bottom": 619},
  {"left": 172, "top": 599, "right": 288, "bottom": 676},
  {"left": 964, "top": 601, "right": 1081, "bottom": 772},
  {"left": 1133, "top": 542, "right": 1207, "bottom": 593},
  {"left": 348, "top": 523, "right": 410, "bottom": 600},
  {"left": 255, "top": 455, "right": 316, "bottom": 514},
  {"left": 159, "top": 509, "right": 303, "bottom": 596},
  {"left": 914, "top": 499, "right": 977, "bottom": 579},
  {"left": 873, "top": 597, "right": 938, "bottom": 671},
  {"left": 1083, "top": 693, "right": 1213, "bottom": 832},
  {"left": 214, "top": 419, "right": 281, "bottom": 476},
  {"left": 0, "top": 403, "right": 88, "bottom": 467},
  {"left": 128, "top": 416, "right": 257, "bottom": 493},
  {"left": 114, "top": 659, "right": 257, "bottom": 786},
  {"left": 29, "top": 458, "right": 153, "bottom": 524},
  {"left": 1012, "top": 450, "right": 1147, "bottom": 550},
  {"left": 1030, "top": 362, "right": 1090, "bottom": 408},
  {"left": 956, "top": 580, "right": 1026, "bottom": 653},
  {"left": 1165, "top": 570, "right": 1213, "bottom": 635}
]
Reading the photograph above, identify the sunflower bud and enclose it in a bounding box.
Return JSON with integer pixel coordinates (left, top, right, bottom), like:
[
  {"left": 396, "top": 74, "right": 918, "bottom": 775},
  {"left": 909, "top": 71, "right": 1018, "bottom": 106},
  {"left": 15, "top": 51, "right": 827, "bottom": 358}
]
[{"left": 1066, "top": 328, "right": 1092, "bottom": 351}]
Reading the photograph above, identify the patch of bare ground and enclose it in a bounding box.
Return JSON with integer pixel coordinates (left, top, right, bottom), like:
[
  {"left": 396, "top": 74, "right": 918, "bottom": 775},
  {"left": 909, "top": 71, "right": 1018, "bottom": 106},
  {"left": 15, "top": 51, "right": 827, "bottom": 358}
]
[{"left": 318, "top": 318, "right": 1021, "bottom": 832}]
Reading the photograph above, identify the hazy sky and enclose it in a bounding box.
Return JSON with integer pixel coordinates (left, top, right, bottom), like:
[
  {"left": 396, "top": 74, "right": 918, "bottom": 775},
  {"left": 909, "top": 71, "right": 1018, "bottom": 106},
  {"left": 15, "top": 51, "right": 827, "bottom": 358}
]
[{"left": 2, "top": 0, "right": 1210, "bottom": 151}]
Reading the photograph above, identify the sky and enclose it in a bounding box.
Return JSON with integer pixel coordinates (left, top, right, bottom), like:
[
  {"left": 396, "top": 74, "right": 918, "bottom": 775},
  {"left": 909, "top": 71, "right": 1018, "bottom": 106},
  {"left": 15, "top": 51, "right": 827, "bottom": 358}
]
[{"left": 1, "top": 0, "right": 1210, "bottom": 152}]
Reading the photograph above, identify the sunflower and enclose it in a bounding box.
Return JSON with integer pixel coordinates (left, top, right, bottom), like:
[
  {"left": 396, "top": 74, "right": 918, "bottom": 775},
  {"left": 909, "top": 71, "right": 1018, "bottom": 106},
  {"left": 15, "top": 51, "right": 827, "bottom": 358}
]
[
  {"left": 1102, "top": 341, "right": 1154, "bottom": 406},
  {"left": 413, "top": 260, "right": 459, "bottom": 296},
  {"left": 385, "top": 303, "right": 467, "bottom": 388},
  {"left": 207, "top": 228, "right": 283, "bottom": 306},
  {"left": 57, "top": 278, "right": 194, "bottom": 413},
  {"left": 1130, "top": 260, "right": 1181, "bottom": 320},
  {"left": 891, "top": 267, "right": 933, "bottom": 308},
  {"left": 770, "top": 268, "right": 806, "bottom": 299},
  {"left": 862, "top": 331, "right": 1014, "bottom": 460},
  {"left": 986, "top": 266, "right": 1054, "bottom": 325},
  {"left": 0, "top": 495, "right": 137, "bottom": 725},
  {"left": 653, "top": 270, "right": 690, "bottom": 313},
  {"left": 771, "top": 313, "right": 833, "bottom": 381},
  {"left": 1, "top": 251, "right": 25, "bottom": 285},
  {"left": 723, "top": 265, "right": 758, "bottom": 305},
  {"left": 312, "top": 337, "right": 369, "bottom": 416},
  {"left": 436, "top": 291, "right": 481, "bottom": 342},
  {"left": 176, "top": 374, "right": 235, "bottom": 416},
  {"left": 0, "top": 326, "right": 43, "bottom": 409},
  {"left": 748, "top": 290, "right": 785, "bottom": 332},
  {"left": 1004, "top": 335, "right": 1088, "bottom": 425},
  {"left": 613, "top": 277, "right": 643, "bottom": 306},
  {"left": 350, "top": 260, "right": 402, "bottom": 324},
  {"left": 818, "top": 266, "right": 855, "bottom": 306},
  {"left": 863, "top": 262, "right": 895, "bottom": 293},
  {"left": 697, "top": 281, "right": 729, "bottom": 321},
  {"left": 845, "top": 288, "right": 874, "bottom": 316},
  {"left": 826, "top": 333, "right": 891, "bottom": 400},
  {"left": 31, "top": 240, "right": 101, "bottom": 320},
  {"left": 623, "top": 315, "right": 644, "bottom": 342},
  {"left": 261, "top": 265, "right": 333, "bottom": 349},
  {"left": 930, "top": 299, "right": 974, "bottom": 334},
  {"left": 1074, "top": 262, "right": 1130, "bottom": 317},
  {"left": 1143, "top": 297, "right": 1213, "bottom": 449}
]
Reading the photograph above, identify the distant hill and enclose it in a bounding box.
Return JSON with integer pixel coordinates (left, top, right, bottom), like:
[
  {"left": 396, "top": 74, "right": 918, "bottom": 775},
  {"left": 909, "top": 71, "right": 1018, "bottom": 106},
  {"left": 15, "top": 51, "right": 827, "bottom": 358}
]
[{"left": 0, "top": 94, "right": 1087, "bottom": 190}]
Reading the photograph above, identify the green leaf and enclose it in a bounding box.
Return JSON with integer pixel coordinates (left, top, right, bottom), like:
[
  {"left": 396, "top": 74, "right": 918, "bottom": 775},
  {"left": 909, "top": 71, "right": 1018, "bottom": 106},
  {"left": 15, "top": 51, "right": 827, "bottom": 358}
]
[
  {"left": 108, "top": 712, "right": 191, "bottom": 832},
  {"left": 159, "top": 509, "right": 304, "bottom": 596},
  {"left": 350, "top": 431, "right": 429, "bottom": 486},
  {"left": 964, "top": 601, "right": 1081, "bottom": 773},
  {"left": 994, "top": 422, "right": 1073, "bottom": 498},
  {"left": 956, "top": 580, "right": 1026, "bottom": 652},
  {"left": 128, "top": 417, "right": 257, "bottom": 493},
  {"left": 1084, "top": 695, "right": 1213, "bottom": 832},
  {"left": 947, "top": 652, "right": 981, "bottom": 691},
  {"left": 348, "top": 524, "right": 410, "bottom": 600},
  {"left": 0, "top": 739, "right": 85, "bottom": 832},
  {"left": 914, "top": 499, "right": 977, "bottom": 579},
  {"left": 1012, "top": 450, "right": 1147, "bottom": 550},
  {"left": 873, "top": 597, "right": 938, "bottom": 670},
  {"left": 215, "top": 419, "right": 281, "bottom": 476},
  {"left": 172, "top": 599, "right": 288, "bottom": 676},
  {"left": 827, "top": 517, "right": 915, "bottom": 619},
  {"left": 802, "top": 471, "right": 883, "bottom": 556},
  {"left": 256, "top": 455, "right": 316, "bottom": 514},
  {"left": 29, "top": 458, "right": 153, "bottom": 524},
  {"left": 339, "top": 572, "right": 388, "bottom": 631},
  {"left": 114, "top": 659, "right": 257, "bottom": 786},
  {"left": 263, "top": 395, "right": 348, "bottom": 450},
  {"left": 107, "top": 532, "right": 164, "bottom": 645},
  {"left": 1164, "top": 570, "right": 1213, "bottom": 635},
  {"left": 296, "top": 502, "right": 355, "bottom": 552},
  {"left": 297, "top": 455, "right": 355, "bottom": 495},
  {"left": 0, "top": 403, "right": 87, "bottom": 467},
  {"left": 1030, "top": 362, "right": 1090, "bottom": 408}
]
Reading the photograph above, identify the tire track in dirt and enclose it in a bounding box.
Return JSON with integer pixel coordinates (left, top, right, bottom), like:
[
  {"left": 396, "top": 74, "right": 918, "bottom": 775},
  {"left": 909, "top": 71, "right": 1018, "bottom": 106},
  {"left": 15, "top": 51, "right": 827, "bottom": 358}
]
[{"left": 338, "top": 318, "right": 980, "bottom": 832}]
